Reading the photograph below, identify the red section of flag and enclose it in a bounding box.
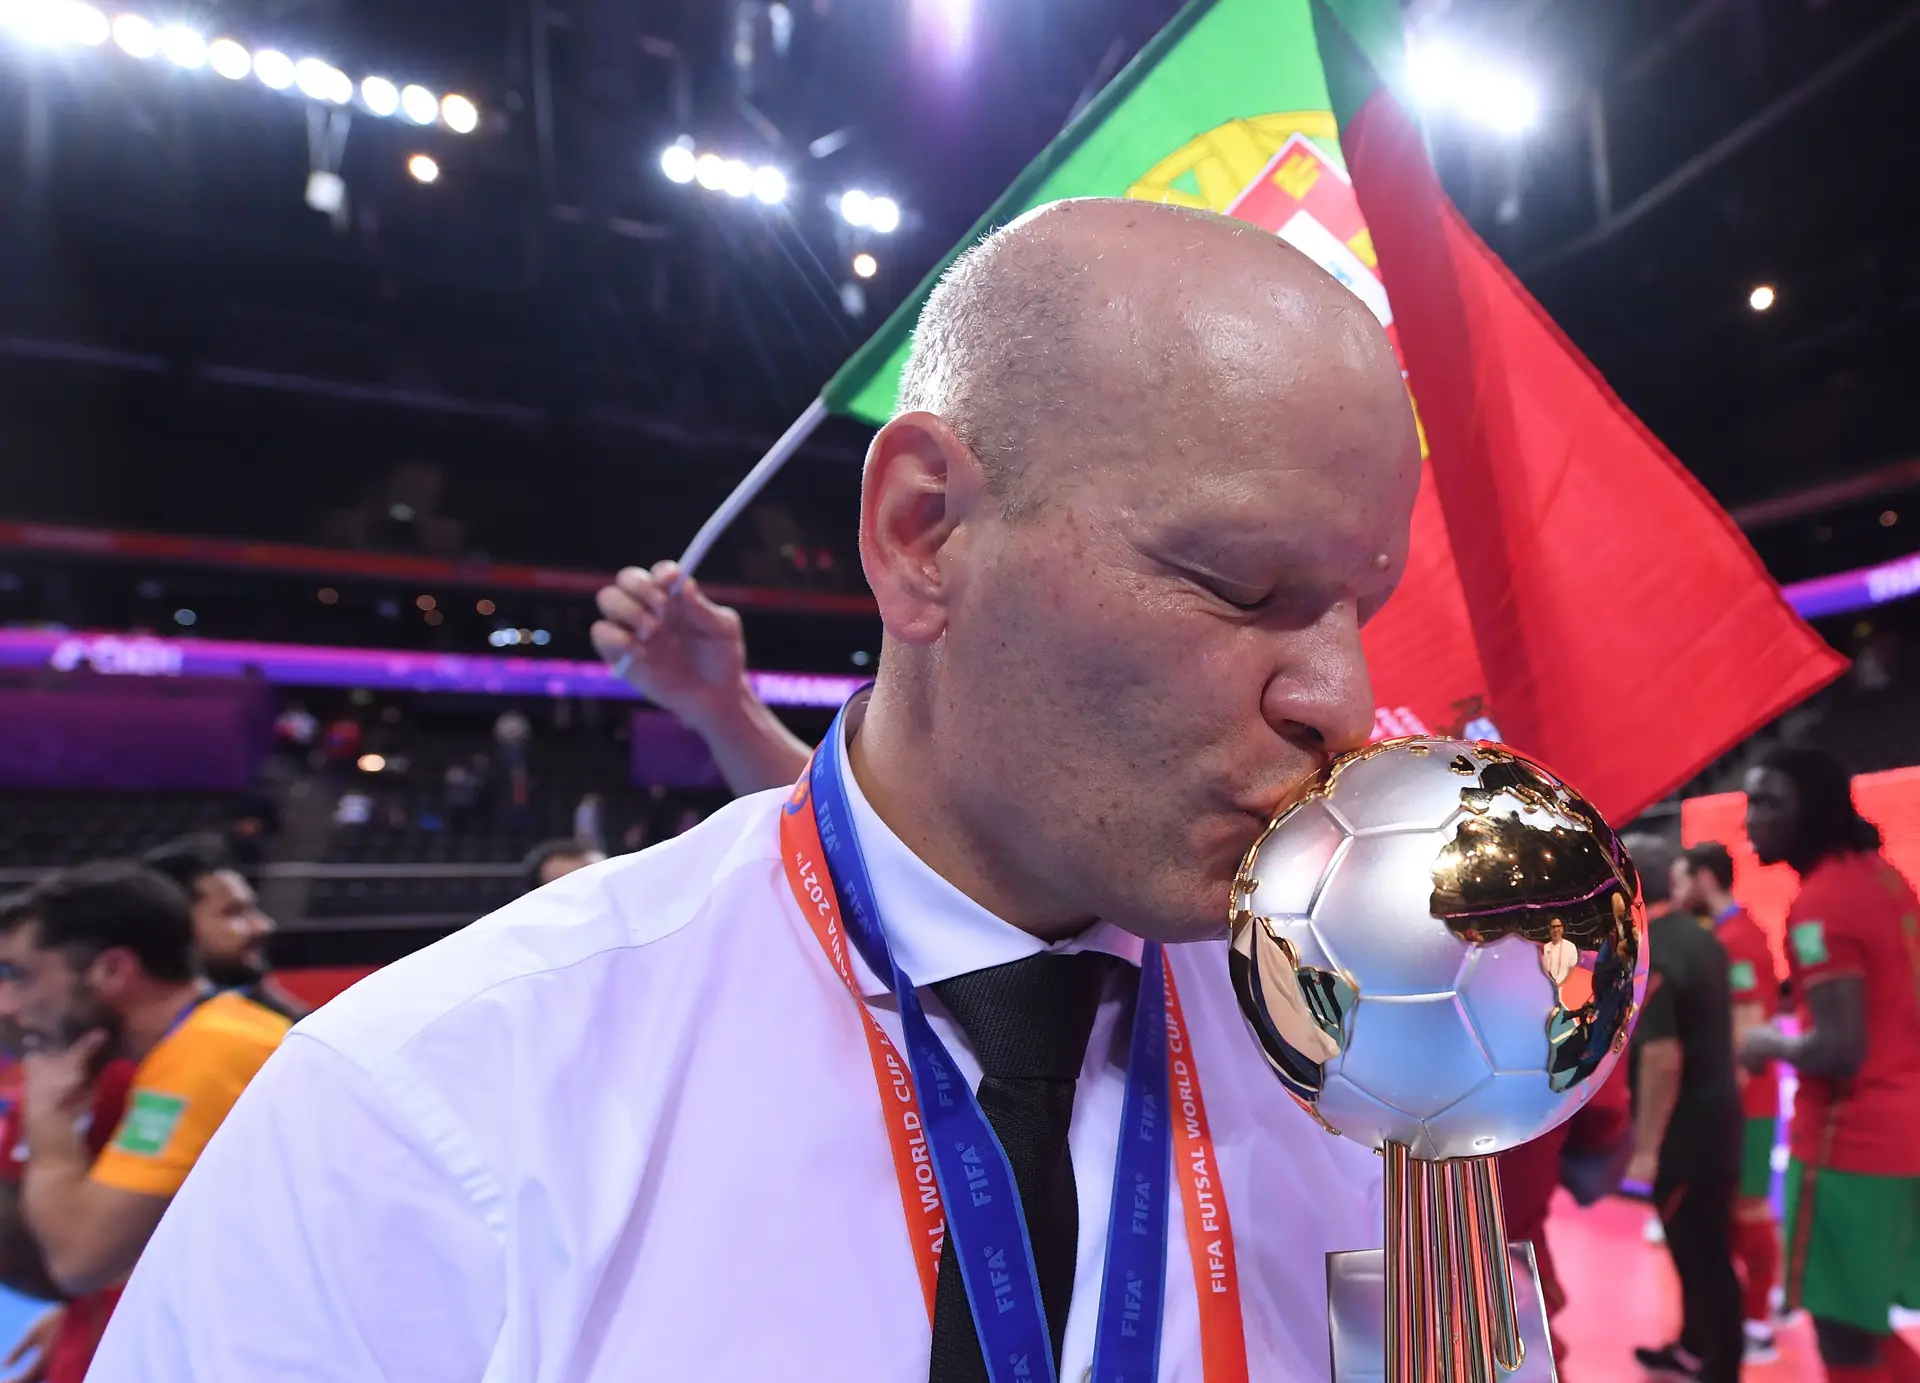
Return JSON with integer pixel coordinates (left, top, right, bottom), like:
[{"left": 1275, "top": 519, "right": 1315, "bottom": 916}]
[{"left": 1339, "top": 91, "right": 1845, "bottom": 823}]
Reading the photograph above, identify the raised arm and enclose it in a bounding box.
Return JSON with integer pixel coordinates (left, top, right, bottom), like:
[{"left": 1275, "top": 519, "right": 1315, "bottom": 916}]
[{"left": 591, "top": 561, "right": 813, "bottom": 796}]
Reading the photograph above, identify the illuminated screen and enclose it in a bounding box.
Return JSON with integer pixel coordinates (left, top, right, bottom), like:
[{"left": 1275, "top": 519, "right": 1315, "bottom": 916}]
[{"left": 1679, "top": 764, "right": 1920, "bottom": 971}]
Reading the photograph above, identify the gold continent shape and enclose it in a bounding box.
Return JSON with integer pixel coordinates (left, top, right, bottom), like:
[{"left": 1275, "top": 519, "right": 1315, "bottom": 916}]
[
  {"left": 1125, "top": 111, "right": 1342, "bottom": 212},
  {"left": 1428, "top": 748, "right": 1644, "bottom": 1092}
]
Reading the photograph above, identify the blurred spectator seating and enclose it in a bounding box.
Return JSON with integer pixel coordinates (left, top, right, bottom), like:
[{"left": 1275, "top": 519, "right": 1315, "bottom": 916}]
[{"left": 0, "top": 791, "right": 241, "bottom": 871}]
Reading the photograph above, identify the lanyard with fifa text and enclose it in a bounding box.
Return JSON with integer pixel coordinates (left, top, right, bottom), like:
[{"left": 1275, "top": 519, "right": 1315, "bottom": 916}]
[{"left": 779, "top": 702, "right": 1249, "bottom": 1383}]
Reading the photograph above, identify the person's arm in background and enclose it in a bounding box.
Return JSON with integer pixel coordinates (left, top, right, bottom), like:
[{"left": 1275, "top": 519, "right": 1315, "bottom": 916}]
[
  {"left": 1742, "top": 976, "right": 1865, "bottom": 1079},
  {"left": 591, "top": 562, "right": 812, "bottom": 795},
  {"left": 1742, "top": 906, "right": 1867, "bottom": 1080},
  {"left": 1624, "top": 968, "right": 1681, "bottom": 1187},
  {"left": 0, "top": 1184, "right": 61, "bottom": 1303}
]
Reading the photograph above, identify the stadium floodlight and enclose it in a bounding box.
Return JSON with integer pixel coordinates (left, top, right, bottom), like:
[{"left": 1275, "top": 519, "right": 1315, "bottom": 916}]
[
  {"left": 694, "top": 152, "right": 726, "bottom": 190},
  {"left": 252, "top": 47, "right": 293, "bottom": 89},
  {"left": 839, "top": 188, "right": 872, "bottom": 226},
  {"left": 751, "top": 165, "right": 787, "bottom": 204},
  {"left": 867, "top": 195, "right": 900, "bottom": 233},
  {"left": 407, "top": 152, "right": 440, "bottom": 184},
  {"left": 440, "top": 92, "right": 478, "bottom": 134},
  {"left": 110, "top": 11, "right": 156, "bottom": 58},
  {"left": 399, "top": 82, "right": 437, "bottom": 124},
  {"left": 158, "top": 23, "right": 204, "bottom": 68},
  {"left": 852, "top": 252, "right": 877, "bottom": 279},
  {"left": 721, "top": 158, "right": 753, "bottom": 198},
  {"left": 1406, "top": 37, "right": 1539, "bottom": 136},
  {"left": 360, "top": 74, "right": 399, "bottom": 116},
  {"left": 1462, "top": 72, "right": 1539, "bottom": 136},
  {"left": 206, "top": 37, "right": 250, "bottom": 79},
  {"left": 64, "top": 4, "right": 110, "bottom": 45},
  {"left": 294, "top": 56, "right": 339, "bottom": 101},
  {"left": 1749, "top": 284, "right": 1777, "bottom": 312},
  {"left": 660, "top": 144, "right": 697, "bottom": 184}
]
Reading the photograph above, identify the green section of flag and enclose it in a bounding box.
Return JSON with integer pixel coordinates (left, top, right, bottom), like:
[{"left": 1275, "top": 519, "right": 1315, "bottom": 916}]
[
  {"left": 1309, "top": 0, "right": 1410, "bottom": 128},
  {"left": 113, "top": 1089, "right": 186, "bottom": 1157},
  {"left": 822, "top": 0, "right": 1337, "bottom": 427}
]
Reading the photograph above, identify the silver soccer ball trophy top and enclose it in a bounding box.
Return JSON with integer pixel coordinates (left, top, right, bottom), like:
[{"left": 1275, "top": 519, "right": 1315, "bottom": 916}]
[{"left": 1228, "top": 738, "right": 1649, "bottom": 1383}]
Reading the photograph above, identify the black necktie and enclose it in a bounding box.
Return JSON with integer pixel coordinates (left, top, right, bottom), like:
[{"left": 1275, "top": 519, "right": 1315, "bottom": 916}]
[{"left": 925, "top": 951, "right": 1119, "bottom": 1383}]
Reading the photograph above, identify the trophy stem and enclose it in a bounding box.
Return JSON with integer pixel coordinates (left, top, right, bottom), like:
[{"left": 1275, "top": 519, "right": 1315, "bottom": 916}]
[
  {"left": 1384, "top": 1142, "right": 1417, "bottom": 1383},
  {"left": 1470, "top": 1155, "right": 1524, "bottom": 1371},
  {"left": 1379, "top": 1146, "right": 1525, "bottom": 1383}
]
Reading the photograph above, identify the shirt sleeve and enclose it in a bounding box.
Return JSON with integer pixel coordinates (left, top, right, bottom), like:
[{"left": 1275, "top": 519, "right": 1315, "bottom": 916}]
[
  {"left": 1634, "top": 953, "right": 1679, "bottom": 1046},
  {"left": 89, "top": 1028, "right": 261, "bottom": 1197},
  {"left": 87, "top": 1034, "right": 504, "bottom": 1382},
  {"left": 1786, "top": 879, "right": 1867, "bottom": 989}
]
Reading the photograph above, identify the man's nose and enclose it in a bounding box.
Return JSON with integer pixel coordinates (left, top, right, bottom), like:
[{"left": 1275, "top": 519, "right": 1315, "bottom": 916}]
[{"left": 1259, "top": 603, "right": 1376, "bottom": 757}]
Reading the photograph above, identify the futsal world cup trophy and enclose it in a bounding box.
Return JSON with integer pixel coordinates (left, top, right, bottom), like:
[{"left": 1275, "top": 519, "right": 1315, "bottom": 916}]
[{"left": 1228, "top": 738, "right": 1648, "bottom": 1383}]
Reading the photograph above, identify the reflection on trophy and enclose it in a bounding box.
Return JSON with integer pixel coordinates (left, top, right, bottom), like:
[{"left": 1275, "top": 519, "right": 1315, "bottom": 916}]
[{"left": 1228, "top": 738, "right": 1648, "bottom": 1383}]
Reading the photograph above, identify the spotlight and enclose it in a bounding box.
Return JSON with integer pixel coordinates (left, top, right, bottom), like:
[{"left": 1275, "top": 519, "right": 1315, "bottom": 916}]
[
  {"left": 415, "top": 594, "right": 436, "bottom": 612},
  {"left": 1462, "top": 73, "right": 1539, "bottom": 136},
  {"left": 110, "top": 12, "right": 156, "bottom": 58},
  {"left": 721, "top": 158, "right": 754, "bottom": 198},
  {"left": 317, "top": 587, "right": 339, "bottom": 605},
  {"left": 294, "top": 56, "right": 342, "bottom": 102},
  {"left": 532, "top": 630, "right": 551, "bottom": 646},
  {"left": 424, "top": 609, "right": 444, "bottom": 627},
  {"left": 660, "top": 144, "right": 697, "bottom": 184},
  {"left": 839, "top": 188, "right": 872, "bottom": 226},
  {"left": 1749, "top": 284, "right": 1776, "bottom": 312},
  {"left": 252, "top": 47, "right": 293, "bottom": 89},
  {"left": 475, "top": 598, "right": 496, "bottom": 616},
  {"left": 694, "top": 153, "right": 726, "bottom": 190},
  {"left": 407, "top": 153, "right": 440, "bottom": 184},
  {"left": 440, "top": 93, "right": 478, "bottom": 134},
  {"left": 1406, "top": 38, "right": 1539, "bottom": 136},
  {"left": 751, "top": 165, "right": 787, "bottom": 204},
  {"left": 868, "top": 196, "right": 900, "bottom": 233},
  {"left": 852, "top": 252, "right": 877, "bottom": 279},
  {"left": 173, "top": 608, "right": 197, "bottom": 627},
  {"left": 399, "top": 83, "right": 437, "bottom": 125},
  {"left": 360, "top": 75, "right": 399, "bottom": 116},
  {"left": 357, "top": 753, "right": 387, "bottom": 774},
  {"left": 157, "top": 23, "right": 204, "bottom": 68},
  {"left": 206, "top": 37, "right": 249, "bottom": 79},
  {"left": 49, "top": 3, "right": 108, "bottom": 45}
]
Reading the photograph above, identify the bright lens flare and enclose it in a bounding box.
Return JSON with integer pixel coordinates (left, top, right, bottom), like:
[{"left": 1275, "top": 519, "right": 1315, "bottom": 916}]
[
  {"left": 440, "top": 93, "right": 478, "bottom": 134},
  {"left": 110, "top": 11, "right": 156, "bottom": 57},
  {"left": 157, "top": 23, "right": 204, "bottom": 68},
  {"left": 852, "top": 252, "right": 877, "bottom": 279},
  {"left": 868, "top": 195, "right": 900, "bottom": 233},
  {"left": 407, "top": 152, "right": 440, "bottom": 184},
  {"left": 252, "top": 47, "right": 293, "bottom": 89},
  {"left": 399, "top": 83, "right": 437, "bottom": 124},
  {"left": 693, "top": 153, "right": 726, "bottom": 190},
  {"left": 206, "top": 36, "right": 250, "bottom": 79},
  {"left": 839, "top": 188, "right": 872, "bottom": 226},
  {"left": 360, "top": 75, "right": 399, "bottom": 116},
  {"left": 660, "top": 145, "right": 696, "bottom": 184},
  {"left": 751, "top": 165, "right": 787, "bottom": 204},
  {"left": 1749, "top": 284, "right": 1777, "bottom": 312}
]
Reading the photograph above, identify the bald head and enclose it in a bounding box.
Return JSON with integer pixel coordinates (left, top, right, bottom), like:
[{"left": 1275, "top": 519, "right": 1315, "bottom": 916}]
[{"left": 896, "top": 197, "right": 1406, "bottom": 517}]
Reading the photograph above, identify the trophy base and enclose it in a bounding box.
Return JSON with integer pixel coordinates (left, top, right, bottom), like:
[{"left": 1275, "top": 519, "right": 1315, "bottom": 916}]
[{"left": 1326, "top": 1241, "right": 1558, "bottom": 1383}]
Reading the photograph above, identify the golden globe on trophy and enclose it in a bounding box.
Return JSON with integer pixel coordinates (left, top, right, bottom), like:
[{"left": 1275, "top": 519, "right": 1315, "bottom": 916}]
[{"left": 1229, "top": 738, "right": 1648, "bottom": 1383}]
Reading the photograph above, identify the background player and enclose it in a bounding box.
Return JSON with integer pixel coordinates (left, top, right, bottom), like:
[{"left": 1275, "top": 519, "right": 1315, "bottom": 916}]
[
  {"left": 1673, "top": 839, "right": 1785, "bottom": 1361},
  {"left": 1742, "top": 747, "right": 1920, "bottom": 1383}
]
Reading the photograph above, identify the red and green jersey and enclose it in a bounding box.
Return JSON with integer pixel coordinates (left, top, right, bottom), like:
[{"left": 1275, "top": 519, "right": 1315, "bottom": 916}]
[
  {"left": 1717, "top": 905, "right": 1782, "bottom": 1119},
  {"left": 1785, "top": 851, "right": 1920, "bottom": 1175}
]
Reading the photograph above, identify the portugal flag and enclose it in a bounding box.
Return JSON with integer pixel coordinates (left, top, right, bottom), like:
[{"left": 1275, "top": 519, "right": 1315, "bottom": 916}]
[{"left": 805, "top": 0, "right": 1846, "bottom": 823}]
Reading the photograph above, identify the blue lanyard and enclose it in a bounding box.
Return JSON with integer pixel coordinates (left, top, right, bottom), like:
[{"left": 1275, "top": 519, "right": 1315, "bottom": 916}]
[{"left": 810, "top": 704, "right": 1171, "bottom": 1383}]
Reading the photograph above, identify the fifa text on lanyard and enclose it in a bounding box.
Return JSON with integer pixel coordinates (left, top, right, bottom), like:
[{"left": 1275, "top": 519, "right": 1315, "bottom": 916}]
[{"left": 779, "top": 700, "right": 1249, "bottom": 1383}]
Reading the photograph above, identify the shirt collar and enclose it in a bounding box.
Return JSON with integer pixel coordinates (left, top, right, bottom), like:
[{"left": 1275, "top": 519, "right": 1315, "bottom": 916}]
[{"left": 834, "top": 702, "right": 1143, "bottom": 999}]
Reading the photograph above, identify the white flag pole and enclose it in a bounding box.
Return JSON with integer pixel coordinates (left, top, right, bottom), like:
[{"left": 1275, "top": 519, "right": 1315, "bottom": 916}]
[{"left": 673, "top": 396, "right": 831, "bottom": 586}]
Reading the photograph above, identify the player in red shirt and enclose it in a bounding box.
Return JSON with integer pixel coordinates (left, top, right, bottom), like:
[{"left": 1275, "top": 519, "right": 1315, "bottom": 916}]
[
  {"left": 1740, "top": 747, "right": 1920, "bottom": 1383},
  {"left": 0, "top": 1044, "right": 135, "bottom": 1383},
  {"left": 1673, "top": 839, "right": 1784, "bottom": 1363}
]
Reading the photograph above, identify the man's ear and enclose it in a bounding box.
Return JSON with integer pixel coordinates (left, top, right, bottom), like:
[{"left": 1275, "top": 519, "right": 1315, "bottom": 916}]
[
  {"left": 84, "top": 947, "right": 141, "bottom": 1001},
  {"left": 859, "top": 412, "right": 987, "bottom": 647}
]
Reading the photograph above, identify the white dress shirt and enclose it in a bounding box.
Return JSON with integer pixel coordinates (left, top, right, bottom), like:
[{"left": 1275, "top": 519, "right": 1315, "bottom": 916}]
[{"left": 92, "top": 731, "right": 1383, "bottom": 1382}]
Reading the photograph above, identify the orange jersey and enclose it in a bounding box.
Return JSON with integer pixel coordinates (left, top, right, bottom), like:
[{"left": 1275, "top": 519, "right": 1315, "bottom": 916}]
[{"left": 89, "top": 991, "right": 289, "bottom": 1198}]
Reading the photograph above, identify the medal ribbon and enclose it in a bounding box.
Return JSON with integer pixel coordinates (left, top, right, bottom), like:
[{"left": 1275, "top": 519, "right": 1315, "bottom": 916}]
[{"left": 778, "top": 699, "right": 1249, "bottom": 1382}]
